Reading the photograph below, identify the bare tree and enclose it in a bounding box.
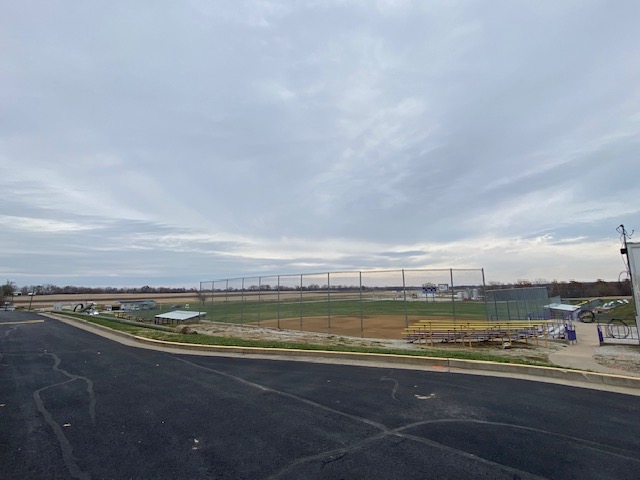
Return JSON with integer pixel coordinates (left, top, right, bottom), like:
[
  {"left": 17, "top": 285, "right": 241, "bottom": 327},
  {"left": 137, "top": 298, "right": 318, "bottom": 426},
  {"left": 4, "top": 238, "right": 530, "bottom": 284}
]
[{"left": 1, "top": 280, "right": 16, "bottom": 303}]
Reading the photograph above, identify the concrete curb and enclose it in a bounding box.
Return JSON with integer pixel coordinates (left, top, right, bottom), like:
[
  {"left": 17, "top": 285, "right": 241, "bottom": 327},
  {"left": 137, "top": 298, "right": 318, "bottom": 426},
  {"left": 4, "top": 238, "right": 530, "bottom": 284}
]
[{"left": 45, "top": 313, "right": 640, "bottom": 392}]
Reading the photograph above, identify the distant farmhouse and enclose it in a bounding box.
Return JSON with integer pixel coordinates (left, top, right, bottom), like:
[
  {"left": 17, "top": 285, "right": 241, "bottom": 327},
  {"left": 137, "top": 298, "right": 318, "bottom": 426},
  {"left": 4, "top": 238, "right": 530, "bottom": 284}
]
[{"left": 115, "top": 300, "right": 156, "bottom": 311}]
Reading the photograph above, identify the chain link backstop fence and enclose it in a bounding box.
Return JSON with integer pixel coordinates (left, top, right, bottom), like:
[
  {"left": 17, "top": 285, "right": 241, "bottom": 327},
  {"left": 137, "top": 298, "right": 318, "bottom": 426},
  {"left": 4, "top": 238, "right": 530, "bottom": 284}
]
[{"left": 197, "top": 268, "right": 487, "bottom": 339}]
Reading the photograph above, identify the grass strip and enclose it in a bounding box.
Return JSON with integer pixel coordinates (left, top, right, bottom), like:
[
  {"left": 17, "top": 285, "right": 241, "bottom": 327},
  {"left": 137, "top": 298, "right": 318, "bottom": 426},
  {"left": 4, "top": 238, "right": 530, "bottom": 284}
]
[
  {"left": 63, "top": 313, "right": 174, "bottom": 333},
  {"left": 70, "top": 314, "right": 556, "bottom": 367}
]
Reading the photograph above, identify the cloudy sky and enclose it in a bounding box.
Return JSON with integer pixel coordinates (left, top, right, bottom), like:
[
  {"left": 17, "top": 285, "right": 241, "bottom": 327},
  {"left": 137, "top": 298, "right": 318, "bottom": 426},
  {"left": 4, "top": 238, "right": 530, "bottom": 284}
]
[{"left": 1, "top": 0, "right": 639, "bottom": 288}]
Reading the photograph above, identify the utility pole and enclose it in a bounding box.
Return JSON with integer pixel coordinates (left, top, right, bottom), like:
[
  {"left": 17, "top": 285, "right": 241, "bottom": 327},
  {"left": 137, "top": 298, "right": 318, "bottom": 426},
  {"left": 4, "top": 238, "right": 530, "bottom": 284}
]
[
  {"left": 619, "top": 225, "right": 632, "bottom": 273},
  {"left": 618, "top": 225, "right": 638, "bottom": 344},
  {"left": 618, "top": 224, "right": 634, "bottom": 294},
  {"left": 28, "top": 291, "right": 35, "bottom": 311}
]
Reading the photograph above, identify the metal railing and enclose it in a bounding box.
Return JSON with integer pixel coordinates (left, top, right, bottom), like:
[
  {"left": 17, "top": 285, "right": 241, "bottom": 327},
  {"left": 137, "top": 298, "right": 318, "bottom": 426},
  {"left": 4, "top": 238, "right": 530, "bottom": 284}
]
[{"left": 597, "top": 319, "right": 640, "bottom": 344}]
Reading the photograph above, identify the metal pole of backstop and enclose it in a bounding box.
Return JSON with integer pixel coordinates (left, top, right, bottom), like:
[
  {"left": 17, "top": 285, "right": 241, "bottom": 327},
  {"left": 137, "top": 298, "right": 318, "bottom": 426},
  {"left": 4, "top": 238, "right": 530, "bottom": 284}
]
[
  {"left": 450, "top": 269, "right": 456, "bottom": 325},
  {"left": 225, "top": 279, "right": 229, "bottom": 323},
  {"left": 240, "top": 277, "right": 245, "bottom": 325},
  {"left": 359, "top": 271, "right": 364, "bottom": 337},
  {"left": 482, "top": 268, "right": 490, "bottom": 321},
  {"left": 211, "top": 281, "right": 215, "bottom": 321},
  {"left": 402, "top": 269, "right": 409, "bottom": 329},
  {"left": 299, "top": 274, "right": 303, "bottom": 331},
  {"left": 327, "top": 272, "right": 331, "bottom": 334},
  {"left": 257, "top": 277, "right": 262, "bottom": 326}
]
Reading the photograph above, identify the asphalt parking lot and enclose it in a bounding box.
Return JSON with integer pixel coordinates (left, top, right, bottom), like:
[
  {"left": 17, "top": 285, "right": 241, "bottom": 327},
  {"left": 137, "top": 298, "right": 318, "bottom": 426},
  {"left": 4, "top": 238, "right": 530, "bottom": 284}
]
[{"left": 2, "top": 310, "right": 639, "bottom": 479}]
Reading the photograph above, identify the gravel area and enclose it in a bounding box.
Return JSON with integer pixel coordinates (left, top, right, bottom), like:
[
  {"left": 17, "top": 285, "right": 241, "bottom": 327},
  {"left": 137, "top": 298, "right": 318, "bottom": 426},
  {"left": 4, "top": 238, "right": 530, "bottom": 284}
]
[
  {"left": 191, "top": 321, "right": 640, "bottom": 374},
  {"left": 594, "top": 345, "right": 640, "bottom": 374},
  {"left": 191, "top": 321, "right": 566, "bottom": 364}
]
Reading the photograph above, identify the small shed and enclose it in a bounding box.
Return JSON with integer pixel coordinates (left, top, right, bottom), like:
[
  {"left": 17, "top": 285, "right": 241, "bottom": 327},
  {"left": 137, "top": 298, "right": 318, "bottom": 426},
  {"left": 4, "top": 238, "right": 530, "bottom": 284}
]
[{"left": 154, "top": 310, "right": 206, "bottom": 325}]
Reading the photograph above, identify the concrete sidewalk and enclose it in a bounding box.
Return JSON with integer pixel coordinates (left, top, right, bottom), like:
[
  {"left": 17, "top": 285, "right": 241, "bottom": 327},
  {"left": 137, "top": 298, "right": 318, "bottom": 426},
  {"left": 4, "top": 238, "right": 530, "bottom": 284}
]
[{"left": 549, "top": 321, "right": 640, "bottom": 377}]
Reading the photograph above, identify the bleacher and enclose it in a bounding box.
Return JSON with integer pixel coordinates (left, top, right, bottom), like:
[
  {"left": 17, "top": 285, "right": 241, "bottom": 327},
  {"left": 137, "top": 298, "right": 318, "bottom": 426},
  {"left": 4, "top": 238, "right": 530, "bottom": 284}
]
[{"left": 403, "top": 319, "right": 560, "bottom": 347}]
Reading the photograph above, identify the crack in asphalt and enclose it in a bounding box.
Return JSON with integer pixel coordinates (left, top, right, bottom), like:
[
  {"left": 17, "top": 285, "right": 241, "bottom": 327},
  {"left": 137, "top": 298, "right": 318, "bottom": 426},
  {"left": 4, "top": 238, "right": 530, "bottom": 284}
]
[
  {"left": 265, "top": 421, "right": 550, "bottom": 480},
  {"left": 0, "top": 326, "right": 17, "bottom": 338},
  {"left": 379, "top": 375, "right": 400, "bottom": 401},
  {"left": 172, "top": 355, "right": 388, "bottom": 432},
  {"left": 396, "top": 418, "right": 640, "bottom": 463},
  {"left": 32, "top": 352, "right": 97, "bottom": 480}
]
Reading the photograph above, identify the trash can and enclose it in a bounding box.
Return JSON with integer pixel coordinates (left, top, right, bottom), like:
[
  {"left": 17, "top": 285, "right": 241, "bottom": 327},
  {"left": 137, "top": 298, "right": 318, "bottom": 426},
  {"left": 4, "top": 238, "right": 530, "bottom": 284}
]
[{"left": 565, "top": 324, "right": 577, "bottom": 344}]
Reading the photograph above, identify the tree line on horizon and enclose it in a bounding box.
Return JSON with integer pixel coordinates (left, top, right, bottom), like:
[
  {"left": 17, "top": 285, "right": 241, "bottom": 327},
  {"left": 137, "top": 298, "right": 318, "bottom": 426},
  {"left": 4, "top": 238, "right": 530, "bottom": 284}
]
[
  {"left": 487, "top": 279, "right": 632, "bottom": 298},
  {"left": 1, "top": 282, "right": 197, "bottom": 298},
  {"left": 2, "top": 278, "right": 633, "bottom": 301}
]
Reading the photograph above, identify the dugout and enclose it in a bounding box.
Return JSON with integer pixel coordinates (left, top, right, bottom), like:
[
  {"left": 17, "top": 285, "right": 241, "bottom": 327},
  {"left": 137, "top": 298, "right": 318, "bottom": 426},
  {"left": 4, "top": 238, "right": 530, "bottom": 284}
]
[
  {"left": 154, "top": 310, "right": 206, "bottom": 325},
  {"left": 544, "top": 303, "right": 581, "bottom": 322}
]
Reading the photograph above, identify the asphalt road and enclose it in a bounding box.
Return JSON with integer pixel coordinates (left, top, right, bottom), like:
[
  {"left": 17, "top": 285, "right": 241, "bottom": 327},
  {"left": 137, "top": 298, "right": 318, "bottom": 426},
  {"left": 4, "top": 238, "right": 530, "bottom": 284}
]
[{"left": 2, "top": 310, "right": 640, "bottom": 480}]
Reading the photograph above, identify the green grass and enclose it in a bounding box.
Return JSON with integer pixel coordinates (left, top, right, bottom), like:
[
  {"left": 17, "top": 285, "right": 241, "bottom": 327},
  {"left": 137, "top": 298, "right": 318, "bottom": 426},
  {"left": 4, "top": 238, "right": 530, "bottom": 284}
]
[
  {"left": 70, "top": 313, "right": 555, "bottom": 367},
  {"left": 606, "top": 301, "right": 637, "bottom": 321},
  {"left": 131, "top": 298, "right": 489, "bottom": 324},
  {"left": 65, "top": 313, "right": 173, "bottom": 335}
]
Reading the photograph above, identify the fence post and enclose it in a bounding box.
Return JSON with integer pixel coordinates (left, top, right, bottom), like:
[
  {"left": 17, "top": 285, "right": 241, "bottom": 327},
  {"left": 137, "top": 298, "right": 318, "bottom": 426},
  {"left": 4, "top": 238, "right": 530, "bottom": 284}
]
[
  {"left": 300, "top": 274, "right": 303, "bottom": 331},
  {"left": 277, "top": 275, "right": 281, "bottom": 329},
  {"left": 597, "top": 324, "right": 604, "bottom": 345},
  {"left": 402, "top": 269, "right": 409, "bottom": 329},
  {"left": 327, "top": 272, "right": 331, "bottom": 334},
  {"left": 211, "top": 281, "right": 215, "bottom": 321},
  {"left": 240, "top": 277, "right": 245, "bottom": 325},
  {"left": 482, "top": 268, "right": 490, "bottom": 321},
  {"left": 257, "top": 277, "right": 262, "bottom": 326},
  {"left": 359, "top": 271, "right": 364, "bottom": 337},
  {"left": 225, "top": 279, "right": 229, "bottom": 323},
  {"left": 450, "top": 269, "right": 456, "bottom": 324}
]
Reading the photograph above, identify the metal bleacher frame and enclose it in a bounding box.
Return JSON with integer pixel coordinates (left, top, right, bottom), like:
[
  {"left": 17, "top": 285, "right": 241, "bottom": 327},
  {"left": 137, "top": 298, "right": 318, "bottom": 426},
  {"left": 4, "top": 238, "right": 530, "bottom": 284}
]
[{"left": 403, "top": 319, "right": 559, "bottom": 347}]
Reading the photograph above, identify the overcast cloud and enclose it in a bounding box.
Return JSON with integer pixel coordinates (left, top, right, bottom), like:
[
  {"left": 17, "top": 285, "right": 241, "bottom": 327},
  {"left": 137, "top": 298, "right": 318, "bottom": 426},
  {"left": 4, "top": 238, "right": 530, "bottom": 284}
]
[{"left": 1, "top": 0, "right": 639, "bottom": 287}]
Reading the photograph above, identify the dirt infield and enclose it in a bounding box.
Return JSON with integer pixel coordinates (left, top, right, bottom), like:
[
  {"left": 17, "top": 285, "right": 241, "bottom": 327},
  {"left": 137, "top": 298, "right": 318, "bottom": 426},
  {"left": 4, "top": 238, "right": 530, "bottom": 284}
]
[{"left": 254, "top": 315, "right": 457, "bottom": 339}]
